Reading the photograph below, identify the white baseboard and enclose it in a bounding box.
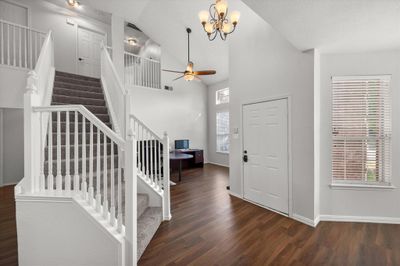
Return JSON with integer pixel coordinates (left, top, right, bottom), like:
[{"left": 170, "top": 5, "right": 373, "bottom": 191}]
[
  {"left": 292, "top": 213, "right": 319, "bottom": 227},
  {"left": 319, "top": 215, "right": 400, "bottom": 224},
  {"left": 228, "top": 191, "right": 242, "bottom": 199},
  {"left": 0, "top": 182, "right": 18, "bottom": 187},
  {"left": 206, "top": 162, "right": 229, "bottom": 168}
]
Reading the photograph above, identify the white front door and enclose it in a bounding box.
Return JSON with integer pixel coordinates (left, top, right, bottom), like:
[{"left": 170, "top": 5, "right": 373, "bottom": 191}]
[
  {"left": 77, "top": 27, "right": 106, "bottom": 78},
  {"left": 243, "top": 98, "right": 289, "bottom": 214}
]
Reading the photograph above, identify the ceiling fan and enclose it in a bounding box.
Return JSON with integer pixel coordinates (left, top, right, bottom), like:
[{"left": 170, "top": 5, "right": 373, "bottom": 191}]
[{"left": 163, "top": 28, "right": 216, "bottom": 81}]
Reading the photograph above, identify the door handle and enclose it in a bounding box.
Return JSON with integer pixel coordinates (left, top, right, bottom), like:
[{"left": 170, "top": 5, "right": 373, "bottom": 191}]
[
  {"left": 243, "top": 154, "right": 248, "bottom": 162},
  {"left": 78, "top": 57, "right": 84, "bottom": 61}
]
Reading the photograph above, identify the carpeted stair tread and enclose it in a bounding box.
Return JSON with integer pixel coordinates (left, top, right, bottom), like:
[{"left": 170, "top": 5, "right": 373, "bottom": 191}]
[
  {"left": 53, "top": 87, "right": 105, "bottom": 99},
  {"left": 53, "top": 82, "right": 103, "bottom": 93},
  {"left": 52, "top": 95, "right": 106, "bottom": 106},
  {"left": 55, "top": 71, "right": 100, "bottom": 82},
  {"left": 137, "top": 194, "right": 149, "bottom": 218},
  {"left": 137, "top": 207, "right": 162, "bottom": 260},
  {"left": 52, "top": 102, "right": 108, "bottom": 114},
  {"left": 55, "top": 76, "right": 101, "bottom": 87}
]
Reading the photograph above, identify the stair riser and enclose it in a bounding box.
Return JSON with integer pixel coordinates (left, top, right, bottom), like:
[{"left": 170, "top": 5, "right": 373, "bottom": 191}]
[
  {"left": 51, "top": 112, "right": 110, "bottom": 123},
  {"left": 55, "top": 71, "right": 100, "bottom": 82},
  {"left": 52, "top": 95, "right": 106, "bottom": 106},
  {"left": 45, "top": 143, "right": 118, "bottom": 160},
  {"left": 55, "top": 76, "right": 101, "bottom": 87},
  {"left": 53, "top": 82, "right": 103, "bottom": 93},
  {"left": 44, "top": 156, "right": 119, "bottom": 175},
  {"left": 138, "top": 194, "right": 149, "bottom": 218},
  {"left": 53, "top": 88, "right": 105, "bottom": 100}
]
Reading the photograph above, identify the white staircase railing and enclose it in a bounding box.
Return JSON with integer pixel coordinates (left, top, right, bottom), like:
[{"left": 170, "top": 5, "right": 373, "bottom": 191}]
[
  {"left": 124, "top": 51, "right": 161, "bottom": 89},
  {"left": 130, "top": 114, "right": 171, "bottom": 220},
  {"left": 0, "top": 19, "right": 47, "bottom": 69},
  {"left": 100, "top": 43, "right": 127, "bottom": 136}
]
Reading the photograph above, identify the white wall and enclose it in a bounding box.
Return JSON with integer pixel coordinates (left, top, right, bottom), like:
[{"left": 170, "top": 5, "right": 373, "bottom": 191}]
[
  {"left": 0, "top": 67, "right": 28, "bottom": 108},
  {"left": 130, "top": 50, "right": 208, "bottom": 157},
  {"left": 319, "top": 50, "right": 400, "bottom": 220},
  {"left": 229, "top": 2, "right": 315, "bottom": 221},
  {"left": 17, "top": 0, "right": 111, "bottom": 74},
  {"left": 207, "top": 80, "right": 229, "bottom": 167},
  {"left": 16, "top": 198, "right": 122, "bottom": 266},
  {"left": 0, "top": 108, "right": 24, "bottom": 186}
]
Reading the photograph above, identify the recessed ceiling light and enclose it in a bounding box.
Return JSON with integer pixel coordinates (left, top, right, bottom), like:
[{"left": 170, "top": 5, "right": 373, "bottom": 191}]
[
  {"left": 126, "top": 37, "right": 138, "bottom": 46},
  {"left": 67, "top": 0, "right": 80, "bottom": 8}
]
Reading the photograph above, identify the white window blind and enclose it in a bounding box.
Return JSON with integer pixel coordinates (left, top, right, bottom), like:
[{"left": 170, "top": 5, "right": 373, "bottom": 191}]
[
  {"left": 332, "top": 75, "right": 392, "bottom": 185},
  {"left": 216, "top": 111, "right": 229, "bottom": 153},
  {"left": 216, "top": 88, "right": 229, "bottom": 105}
]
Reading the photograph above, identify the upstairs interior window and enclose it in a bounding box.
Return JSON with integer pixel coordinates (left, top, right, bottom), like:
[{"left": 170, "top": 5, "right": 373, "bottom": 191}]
[
  {"left": 331, "top": 75, "right": 392, "bottom": 186},
  {"left": 216, "top": 88, "right": 229, "bottom": 105}
]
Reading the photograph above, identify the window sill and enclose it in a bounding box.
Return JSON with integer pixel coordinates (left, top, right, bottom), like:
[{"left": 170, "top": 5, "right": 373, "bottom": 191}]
[
  {"left": 216, "top": 151, "right": 229, "bottom": 155},
  {"left": 329, "top": 183, "right": 396, "bottom": 191}
]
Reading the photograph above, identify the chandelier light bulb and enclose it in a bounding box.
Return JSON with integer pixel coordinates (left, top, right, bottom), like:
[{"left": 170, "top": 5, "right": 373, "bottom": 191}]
[
  {"left": 230, "top": 10, "right": 240, "bottom": 25},
  {"left": 222, "top": 23, "right": 232, "bottom": 34},
  {"left": 198, "top": 10, "right": 209, "bottom": 24},
  {"left": 205, "top": 23, "right": 214, "bottom": 34},
  {"left": 215, "top": 0, "right": 227, "bottom": 16}
]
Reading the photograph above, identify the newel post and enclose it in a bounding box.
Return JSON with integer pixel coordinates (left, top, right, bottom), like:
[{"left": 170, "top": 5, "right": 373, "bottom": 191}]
[
  {"left": 124, "top": 129, "right": 137, "bottom": 265},
  {"left": 23, "top": 71, "right": 39, "bottom": 193},
  {"left": 162, "top": 131, "right": 171, "bottom": 220}
]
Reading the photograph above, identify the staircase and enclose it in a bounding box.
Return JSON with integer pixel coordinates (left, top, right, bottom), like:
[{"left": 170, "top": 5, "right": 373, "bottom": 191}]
[{"left": 46, "top": 71, "right": 163, "bottom": 260}]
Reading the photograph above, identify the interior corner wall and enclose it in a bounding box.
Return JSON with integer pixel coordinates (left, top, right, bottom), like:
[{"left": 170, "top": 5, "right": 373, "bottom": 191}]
[
  {"left": 314, "top": 49, "right": 321, "bottom": 220},
  {"left": 207, "top": 79, "right": 229, "bottom": 167},
  {"left": 16, "top": 0, "right": 111, "bottom": 74},
  {"left": 0, "top": 108, "right": 24, "bottom": 186},
  {"left": 228, "top": 2, "right": 315, "bottom": 221},
  {"left": 129, "top": 50, "right": 208, "bottom": 159},
  {"left": 320, "top": 50, "right": 400, "bottom": 219}
]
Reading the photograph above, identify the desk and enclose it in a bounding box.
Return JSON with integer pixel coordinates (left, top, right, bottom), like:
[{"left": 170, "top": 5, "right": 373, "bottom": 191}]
[{"left": 169, "top": 151, "right": 193, "bottom": 182}]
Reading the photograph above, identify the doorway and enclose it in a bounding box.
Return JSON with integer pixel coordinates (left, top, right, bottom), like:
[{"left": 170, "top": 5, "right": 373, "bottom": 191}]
[
  {"left": 77, "top": 26, "right": 106, "bottom": 78},
  {"left": 242, "top": 98, "right": 289, "bottom": 214}
]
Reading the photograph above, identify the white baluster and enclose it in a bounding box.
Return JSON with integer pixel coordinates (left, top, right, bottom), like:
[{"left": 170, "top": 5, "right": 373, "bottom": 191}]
[
  {"left": 88, "top": 123, "right": 94, "bottom": 205},
  {"left": 39, "top": 112, "right": 45, "bottom": 192},
  {"left": 65, "top": 111, "right": 71, "bottom": 192},
  {"left": 162, "top": 132, "right": 171, "bottom": 220},
  {"left": 110, "top": 142, "right": 115, "bottom": 226},
  {"left": 7, "top": 24, "right": 10, "bottom": 65},
  {"left": 158, "top": 139, "right": 162, "bottom": 191},
  {"left": 103, "top": 133, "right": 108, "bottom": 220},
  {"left": 141, "top": 125, "right": 144, "bottom": 175},
  {"left": 81, "top": 117, "right": 87, "bottom": 199},
  {"left": 47, "top": 112, "right": 54, "bottom": 191},
  {"left": 18, "top": 27, "right": 21, "bottom": 67},
  {"left": 117, "top": 147, "right": 123, "bottom": 233},
  {"left": 150, "top": 135, "right": 154, "bottom": 184},
  {"left": 73, "top": 111, "right": 79, "bottom": 192},
  {"left": 0, "top": 22, "right": 3, "bottom": 65},
  {"left": 13, "top": 25, "right": 16, "bottom": 66},
  {"left": 146, "top": 130, "right": 149, "bottom": 181},
  {"left": 24, "top": 28, "right": 27, "bottom": 68},
  {"left": 56, "top": 111, "right": 62, "bottom": 193},
  {"left": 96, "top": 127, "right": 101, "bottom": 212},
  {"left": 29, "top": 28, "right": 32, "bottom": 69}
]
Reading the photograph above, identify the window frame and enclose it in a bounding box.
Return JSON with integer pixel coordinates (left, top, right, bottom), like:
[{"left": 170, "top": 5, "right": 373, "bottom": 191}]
[
  {"left": 216, "top": 110, "right": 229, "bottom": 154},
  {"left": 330, "top": 75, "right": 393, "bottom": 189},
  {"left": 216, "top": 88, "right": 229, "bottom": 105}
]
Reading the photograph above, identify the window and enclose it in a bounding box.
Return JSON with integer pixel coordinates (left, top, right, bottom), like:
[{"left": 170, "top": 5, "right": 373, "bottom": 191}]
[
  {"left": 216, "top": 88, "right": 229, "bottom": 105},
  {"left": 331, "top": 75, "right": 392, "bottom": 186},
  {"left": 216, "top": 111, "right": 229, "bottom": 153}
]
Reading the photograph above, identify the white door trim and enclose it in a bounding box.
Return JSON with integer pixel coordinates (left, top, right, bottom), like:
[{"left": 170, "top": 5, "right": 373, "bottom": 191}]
[
  {"left": 240, "top": 94, "right": 293, "bottom": 218},
  {"left": 75, "top": 25, "right": 107, "bottom": 75}
]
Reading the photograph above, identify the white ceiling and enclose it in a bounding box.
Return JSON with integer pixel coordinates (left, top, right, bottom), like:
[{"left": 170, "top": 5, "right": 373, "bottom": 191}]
[
  {"left": 82, "top": 0, "right": 230, "bottom": 85},
  {"left": 242, "top": 0, "right": 400, "bottom": 53}
]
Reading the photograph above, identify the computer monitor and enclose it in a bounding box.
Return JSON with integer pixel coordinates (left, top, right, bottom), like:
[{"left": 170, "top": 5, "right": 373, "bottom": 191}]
[{"left": 175, "top": 139, "right": 189, "bottom": 150}]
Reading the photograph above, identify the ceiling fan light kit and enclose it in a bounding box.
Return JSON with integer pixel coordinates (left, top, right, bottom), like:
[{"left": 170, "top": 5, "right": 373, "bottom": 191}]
[
  {"left": 199, "top": 0, "right": 240, "bottom": 41},
  {"left": 162, "top": 28, "right": 216, "bottom": 82}
]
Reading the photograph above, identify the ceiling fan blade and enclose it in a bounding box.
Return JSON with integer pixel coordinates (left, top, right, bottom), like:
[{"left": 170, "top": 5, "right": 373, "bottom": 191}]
[
  {"left": 193, "top": 70, "right": 216, "bottom": 75},
  {"left": 194, "top": 76, "right": 202, "bottom": 82},
  {"left": 172, "top": 75, "right": 185, "bottom": 81},
  {"left": 162, "top": 69, "right": 185, "bottom": 74}
]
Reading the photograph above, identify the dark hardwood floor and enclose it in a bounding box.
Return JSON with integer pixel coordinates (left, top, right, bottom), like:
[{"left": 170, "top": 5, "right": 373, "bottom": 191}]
[
  {"left": 0, "top": 185, "right": 18, "bottom": 266},
  {"left": 1, "top": 165, "right": 399, "bottom": 266},
  {"left": 139, "top": 164, "right": 400, "bottom": 266}
]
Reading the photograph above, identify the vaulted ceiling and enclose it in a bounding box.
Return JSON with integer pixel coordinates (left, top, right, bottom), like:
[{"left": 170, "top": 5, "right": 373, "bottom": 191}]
[{"left": 242, "top": 0, "right": 400, "bottom": 53}]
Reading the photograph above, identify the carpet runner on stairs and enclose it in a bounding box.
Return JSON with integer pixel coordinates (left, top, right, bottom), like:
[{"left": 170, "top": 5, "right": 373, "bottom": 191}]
[{"left": 46, "top": 71, "right": 162, "bottom": 261}]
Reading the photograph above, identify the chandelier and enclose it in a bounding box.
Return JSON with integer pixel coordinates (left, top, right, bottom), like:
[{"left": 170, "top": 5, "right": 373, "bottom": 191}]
[{"left": 198, "top": 0, "right": 240, "bottom": 41}]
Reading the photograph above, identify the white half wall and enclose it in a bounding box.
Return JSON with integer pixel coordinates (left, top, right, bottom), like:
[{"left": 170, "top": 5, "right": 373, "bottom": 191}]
[
  {"left": 16, "top": 196, "right": 123, "bottom": 266},
  {"left": 319, "top": 50, "right": 400, "bottom": 219},
  {"left": 0, "top": 66, "right": 28, "bottom": 108},
  {"left": 207, "top": 79, "right": 229, "bottom": 167},
  {"left": 229, "top": 1, "right": 315, "bottom": 221},
  {"left": 129, "top": 50, "right": 208, "bottom": 157}
]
